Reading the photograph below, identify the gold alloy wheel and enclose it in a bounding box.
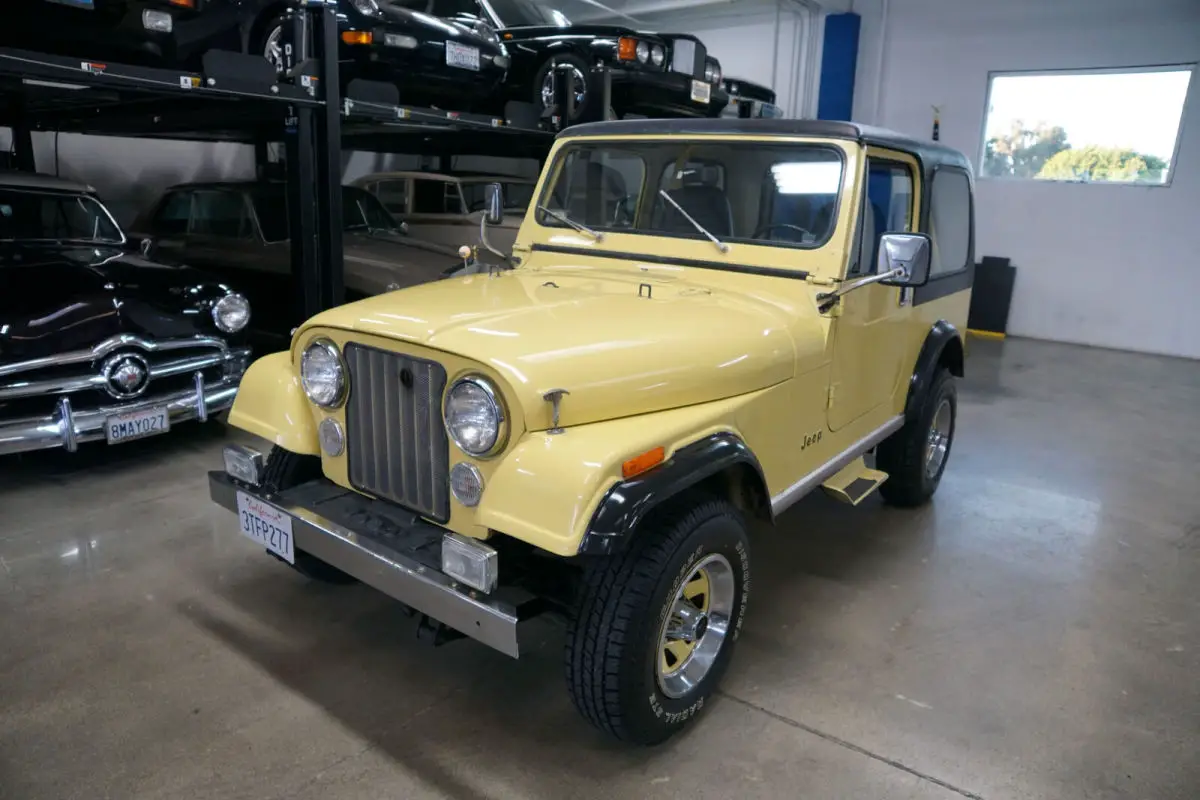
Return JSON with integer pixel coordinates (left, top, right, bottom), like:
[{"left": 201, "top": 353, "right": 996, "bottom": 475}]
[{"left": 656, "top": 553, "right": 735, "bottom": 699}]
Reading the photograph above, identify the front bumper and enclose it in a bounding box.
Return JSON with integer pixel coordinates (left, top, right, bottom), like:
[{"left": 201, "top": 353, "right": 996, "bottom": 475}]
[
  {"left": 0, "top": 369, "right": 244, "bottom": 456},
  {"left": 342, "top": 32, "right": 507, "bottom": 102},
  {"left": 612, "top": 68, "right": 730, "bottom": 118},
  {"left": 208, "top": 472, "right": 523, "bottom": 658}
]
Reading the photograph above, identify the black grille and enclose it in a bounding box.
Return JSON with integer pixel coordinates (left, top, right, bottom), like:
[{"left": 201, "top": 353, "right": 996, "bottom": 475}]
[{"left": 344, "top": 344, "right": 450, "bottom": 523}]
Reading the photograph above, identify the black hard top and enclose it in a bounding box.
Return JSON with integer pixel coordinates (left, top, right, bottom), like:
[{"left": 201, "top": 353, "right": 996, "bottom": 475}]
[{"left": 560, "top": 118, "right": 972, "bottom": 172}]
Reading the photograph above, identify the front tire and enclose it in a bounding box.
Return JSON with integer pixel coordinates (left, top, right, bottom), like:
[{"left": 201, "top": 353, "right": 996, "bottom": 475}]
[
  {"left": 565, "top": 496, "right": 750, "bottom": 745},
  {"left": 877, "top": 368, "right": 957, "bottom": 507}
]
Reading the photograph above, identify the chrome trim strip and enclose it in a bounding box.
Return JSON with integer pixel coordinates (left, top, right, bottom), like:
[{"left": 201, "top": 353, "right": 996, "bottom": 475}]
[
  {"left": 0, "top": 375, "right": 242, "bottom": 456},
  {"left": 770, "top": 415, "right": 904, "bottom": 516},
  {"left": 208, "top": 473, "right": 521, "bottom": 658},
  {"left": 149, "top": 352, "right": 229, "bottom": 380},
  {"left": 0, "top": 334, "right": 227, "bottom": 379}
]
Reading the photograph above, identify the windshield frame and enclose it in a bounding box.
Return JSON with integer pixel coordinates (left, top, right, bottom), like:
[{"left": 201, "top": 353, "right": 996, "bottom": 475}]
[
  {"left": 479, "top": 0, "right": 571, "bottom": 28},
  {"left": 0, "top": 186, "right": 126, "bottom": 246},
  {"left": 533, "top": 137, "right": 848, "bottom": 254}
]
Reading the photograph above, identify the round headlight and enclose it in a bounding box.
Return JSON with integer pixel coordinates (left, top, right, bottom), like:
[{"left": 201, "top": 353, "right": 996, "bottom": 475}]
[
  {"left": 301, "top": 338, "right": 346, "bottom": 408},
  {"left": 650, "top": 44, "right": 665, "bottom": 66},
  {"left": 704, "top": 62, "right": 715, "bottom": 82},
  {"left": 212, "top": 293, "right": 250, "bottom": 334},
  {"left": 636, "top": 41, "right": 650, "bottom": 63},
  {"left": 351, "top": 0, "right": 381, "bottom": 16},
  {"left": 444, "top": 376, "right": 506, "bottom": 457}
]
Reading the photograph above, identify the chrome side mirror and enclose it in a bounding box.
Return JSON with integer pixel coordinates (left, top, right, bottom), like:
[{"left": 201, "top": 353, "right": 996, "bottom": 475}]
[
  {"left": 878, "top": 232, "right": 932, "bottom": 287},
  {"left": 484, "top": 183, "right": 504, "bottom": 226}
]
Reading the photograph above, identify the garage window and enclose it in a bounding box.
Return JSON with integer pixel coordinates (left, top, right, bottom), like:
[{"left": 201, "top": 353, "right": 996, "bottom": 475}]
[{"left": 980, "top": 65, "right": 1194, "bottom": 186}]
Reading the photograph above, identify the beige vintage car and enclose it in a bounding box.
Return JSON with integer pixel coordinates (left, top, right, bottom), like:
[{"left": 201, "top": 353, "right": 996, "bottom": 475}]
[{"left": 349, "top": 171, "right": 535, "bottom": 253}]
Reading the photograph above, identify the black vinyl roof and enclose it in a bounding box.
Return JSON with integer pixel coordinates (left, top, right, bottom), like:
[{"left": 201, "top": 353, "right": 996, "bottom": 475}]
[{"left": 560, "top": 118, "right": 972, "bottom": 172}]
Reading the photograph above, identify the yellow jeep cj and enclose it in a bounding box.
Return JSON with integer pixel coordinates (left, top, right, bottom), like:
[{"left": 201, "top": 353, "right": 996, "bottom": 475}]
[{"left": 212, "top": 119, "right": 974, "bottom": 744}]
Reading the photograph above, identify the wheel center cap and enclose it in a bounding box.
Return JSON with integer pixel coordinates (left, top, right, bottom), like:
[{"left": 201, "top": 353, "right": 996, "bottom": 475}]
[{"left": 693, "top": 614, "right": 709, "bottom": 640}]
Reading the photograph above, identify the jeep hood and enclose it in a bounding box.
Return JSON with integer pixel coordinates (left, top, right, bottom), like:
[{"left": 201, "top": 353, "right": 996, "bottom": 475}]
[{"left": 302, "top": 267, "right": 797, "bottom": 431}]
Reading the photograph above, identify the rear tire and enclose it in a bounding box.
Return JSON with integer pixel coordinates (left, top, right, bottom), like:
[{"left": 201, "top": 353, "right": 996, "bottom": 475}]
[
  {"left": 877, "top": 368, "right": 957, "bottom": 507},
  {"left": 532, "top": 53, "right": 591, "bottom": 121},
  {"left": 565, "top": 495, "right": 750, "bottom": 744},
  {"left": 260, "top": 446, "right": 356, "bottom": 585},
  {"left": 252, "top": 14, "right": 289, "bottom": 76}
]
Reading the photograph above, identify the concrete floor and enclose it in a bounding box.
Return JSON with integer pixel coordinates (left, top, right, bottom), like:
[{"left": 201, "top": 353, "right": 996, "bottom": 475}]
[{"left": 1, "top": 337, "right": 1198, "bottom": 800}]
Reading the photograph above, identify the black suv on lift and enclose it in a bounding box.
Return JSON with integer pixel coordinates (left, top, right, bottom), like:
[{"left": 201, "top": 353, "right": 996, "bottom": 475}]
[
  {"left": 401, "top": 0, "right": 729, "bottom": 120},
  {"left": 3, "top": 0, "right": 508, "bottom": 112}
]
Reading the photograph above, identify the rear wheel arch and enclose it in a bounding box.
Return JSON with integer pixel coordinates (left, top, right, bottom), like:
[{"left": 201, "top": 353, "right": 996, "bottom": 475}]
[{"left": 578, "top": 432, "right": 771, "bottom": 556}]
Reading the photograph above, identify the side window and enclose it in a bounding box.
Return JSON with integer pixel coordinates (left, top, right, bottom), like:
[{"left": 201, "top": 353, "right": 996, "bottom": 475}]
[
  {"left": 928, "top": 169, "right": 972, "bottom": 276},
  {"left": 373, "top": 180, "right": 408, "bottom": 214},
  {"left": 411, "top": 179, "right": 446, "bottom": 214},
  {"left": 153, "top": 191, "right": 191, "bottom": 235},
  {"left": 191, "top": 191, "right": 249, "bottom": 238},
  {"left": 851, "top": 159, "right": 914, "bottom": 275}
]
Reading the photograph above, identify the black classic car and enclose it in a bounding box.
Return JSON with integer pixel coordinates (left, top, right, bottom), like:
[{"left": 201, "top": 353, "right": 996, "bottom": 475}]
[
  {"left": 0, "top": 172, "right": 252, "bottom": 456},
  {"left": 722, "top": 76, "right": 782, "bottom": 118},
  {"left": 400, "top": 0, "right": 729, "bottom": 119},
  {"left": 130, "top": 181, "right": 476, "bottom": 350},
  {"left": 2, "top": 0, "right": 508, "bottom": 111}
]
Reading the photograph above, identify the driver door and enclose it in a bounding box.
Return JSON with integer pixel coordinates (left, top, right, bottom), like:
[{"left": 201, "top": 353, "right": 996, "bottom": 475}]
[{"left": 827, "top": 150, "right": 919, "bottom": 431}]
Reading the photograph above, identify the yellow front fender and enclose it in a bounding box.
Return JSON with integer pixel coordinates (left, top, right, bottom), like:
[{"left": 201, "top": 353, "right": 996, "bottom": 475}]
[
  {"left": 227, "top": 352, "right": 320, "bottom": 456},
  {"left": 476, "top": 393, "right": 761, "bottom": 557}
]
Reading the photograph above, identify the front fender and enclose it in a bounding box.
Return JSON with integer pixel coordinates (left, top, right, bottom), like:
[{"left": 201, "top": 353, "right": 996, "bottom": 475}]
[
  {"left": 227, "top": 352, "right": 319, "bottom": 456},
  {"left": 475, "top": 394, "right": 755, "bottom": 557}
]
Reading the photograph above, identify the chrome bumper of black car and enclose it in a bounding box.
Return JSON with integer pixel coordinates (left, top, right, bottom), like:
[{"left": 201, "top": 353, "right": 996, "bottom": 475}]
[
  {"left": 208, "top": 471, "right": 522, "bottom": 658},
  {"left": 0, "top": 368, "right": 244, "bottom": 456}
]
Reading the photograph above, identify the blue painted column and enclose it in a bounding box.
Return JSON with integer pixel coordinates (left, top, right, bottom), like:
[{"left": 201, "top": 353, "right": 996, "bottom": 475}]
[{"left": 817, "top": 12, "right": 861, "bottom": 121}]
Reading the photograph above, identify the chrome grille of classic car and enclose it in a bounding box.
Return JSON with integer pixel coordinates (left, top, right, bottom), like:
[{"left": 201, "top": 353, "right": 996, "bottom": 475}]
[{"left": 344, "top": 344, "right": 450, "bottom": 523}]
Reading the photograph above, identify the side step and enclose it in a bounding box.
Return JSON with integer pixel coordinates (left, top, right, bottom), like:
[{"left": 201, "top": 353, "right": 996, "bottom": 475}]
[{"left": 820, "top": 456, "right": 889, "bottom": 505}]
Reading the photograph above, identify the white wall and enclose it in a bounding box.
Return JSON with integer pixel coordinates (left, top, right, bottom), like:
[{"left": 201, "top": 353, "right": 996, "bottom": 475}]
[
  {"left": 845, "top": 0, "right": 1200, "bottom": 359},
  {"left": 585, "top": 0, "right": 822, "bottom": 118}
]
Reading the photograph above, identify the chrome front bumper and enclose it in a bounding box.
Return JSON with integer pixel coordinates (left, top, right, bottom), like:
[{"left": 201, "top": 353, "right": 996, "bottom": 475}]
[
  {"left": 208, "top": 472, "right": 522, "bottom": 658},
  {"left": 0, "top": 372, "right": 242, "bottom": 456}
]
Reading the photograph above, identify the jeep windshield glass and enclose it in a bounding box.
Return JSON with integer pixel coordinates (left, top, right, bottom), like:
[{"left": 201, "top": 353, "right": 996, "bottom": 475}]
[
  {"left": 483, "top": 0, "right": 570, "bottom": 27},
  {"left": 536, "top": 141, "right": 844, "bottom": 251},
  {"left": 252, "top": 186, "right": 402, "bottom": 242},
  {"left": 0, "top": 188, "right": 123, "bottom": 244}
]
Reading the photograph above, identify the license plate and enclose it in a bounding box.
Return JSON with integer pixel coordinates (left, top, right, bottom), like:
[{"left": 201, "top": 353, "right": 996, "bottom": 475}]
[
  {"left": 445, "top": 41, "right": 480, "bottom": 71},
  {"left": 45, "top": 0, "right": 94, "bottom": 7},
  {"left": 691, "top": 80, "right": 712, "bottom": 104},
  {"left": 236, "top": 492, "right": 295, "bottom": 564},
  {"left": 105, "top": 406, "right": 169, "bottom": 444}
]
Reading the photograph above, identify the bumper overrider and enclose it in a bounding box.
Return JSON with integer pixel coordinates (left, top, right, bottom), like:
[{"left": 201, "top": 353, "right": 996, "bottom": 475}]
[{"left": 209, "top": 467, "right": 525, "bottom": 657}]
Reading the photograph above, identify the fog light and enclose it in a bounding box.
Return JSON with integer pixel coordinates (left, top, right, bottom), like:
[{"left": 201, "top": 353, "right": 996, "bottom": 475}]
[
  {"left": 319, "top": 417, "right": 345, "bottom": 457},
  {"left": 142, "top": 10, "right": 173, "bottom": 32},
  {"left": 442, "top": 533, "right": 498, "bottom": 593},
  {"left": 492, "top": 54, "right": 510, "bottom": 69},
  {"left": 449, "top": 462, "right": 483, "bottom": 506},
  {"left": 223, "top": 444, "right": 264, "bottom": 486},
  {"left": 384, "top": 33, "right": 418, "bottom": 49}
]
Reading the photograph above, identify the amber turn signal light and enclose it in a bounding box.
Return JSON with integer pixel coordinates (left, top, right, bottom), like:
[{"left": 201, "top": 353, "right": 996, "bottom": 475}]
[
  {"left": 622, "top": 446, "right": 665, "bottom": 479},
  {"left": 617, "top": 37, "right": 638, "bottom": 61},
  {"left": 168, "top": 0, "right": 195, "bottom": 7},
  {"left": 342, "top": 30, "right": 373, "bottom": 45}
]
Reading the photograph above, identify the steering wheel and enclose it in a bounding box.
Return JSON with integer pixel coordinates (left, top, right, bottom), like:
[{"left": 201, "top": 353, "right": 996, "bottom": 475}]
[{"left": 751, "top": 223, "right": 813, "bottom": 241}]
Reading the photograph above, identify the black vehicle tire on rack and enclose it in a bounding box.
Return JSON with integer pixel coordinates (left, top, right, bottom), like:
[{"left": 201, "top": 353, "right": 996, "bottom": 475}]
[
  {"left": 877, "top": 368, "right": 957, "bottom": 507},
  {"left": 565, "top": 495, "right": 750, "bottom": 745},
  {"left": 260, "top": 446, "right": 356, "bottom": 585},
  {"left": 250, "top": 12, "right": 290, "bottom": 77},
  {"left": 532, "top": 53, "right": 591, "bottom": 121}
]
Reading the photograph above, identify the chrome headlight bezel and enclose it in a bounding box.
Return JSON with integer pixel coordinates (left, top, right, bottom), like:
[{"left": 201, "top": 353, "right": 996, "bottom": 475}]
[
  {"left": 212, "top": 292, "right": 251, "bottom": 334},
  {"left": 300, "top": 337, "right": 347, "bottom": 409},
  {"left": 351, "top": 0, "right": 382, "bottom": 17},
  {"left": 443, "top": 375, "right": 508, "bottom": 458}
]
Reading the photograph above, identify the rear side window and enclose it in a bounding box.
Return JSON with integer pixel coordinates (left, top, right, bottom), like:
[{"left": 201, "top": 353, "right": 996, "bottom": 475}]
[
  {"left": 191, "top": 191, "right": 249, "bottom": 238},
  {"left": 373, "top": 180, "right": 409, "bottom": 214},
  {"left": 928, "top": 169, "right": 972, "bottom": 276},
  {"left": 153, "top": 191, "right": 191, "bottom": 235}
]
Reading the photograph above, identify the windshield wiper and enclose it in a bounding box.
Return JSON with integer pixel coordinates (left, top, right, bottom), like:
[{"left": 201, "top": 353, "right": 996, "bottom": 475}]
[
  {"left": 537, "top": 205, "right": 603, "bottom": 242},
  {"left": 658, "top": 189, "right": 729, "bottom": 254}
]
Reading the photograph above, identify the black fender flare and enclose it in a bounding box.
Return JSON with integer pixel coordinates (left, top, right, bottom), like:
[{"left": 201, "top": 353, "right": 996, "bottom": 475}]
[
  {"left": 904, "top": 320, "right": 965, "bottom": 421},
  {"left": 577, "top": 432, "right": 768, "bottom": 556}
]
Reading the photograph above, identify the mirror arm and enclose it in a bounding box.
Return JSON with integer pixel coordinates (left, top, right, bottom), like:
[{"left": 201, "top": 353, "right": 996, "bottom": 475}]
[
  {"left": 816, "top": 267, "right": 907, "bottom": 311},
  {"left": 479, "top": 216, "right": 510, "bottom": 262}
]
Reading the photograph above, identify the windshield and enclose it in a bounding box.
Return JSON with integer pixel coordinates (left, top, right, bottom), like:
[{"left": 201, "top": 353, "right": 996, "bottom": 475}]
[
  {"left": 460, "top": 180, "right": 535, "bottom": 211},
  {"left": 0, "top": 188, "right": 123, "bottom": 244},
  {"left": 251, "top": 186, "right": 402, "bottom": 242},
  {"left": 483, "top": 0, "right": 570, "bottom": 27},
  {"left": 537, "top": 141, "right": 845, "bottom": 249}
]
